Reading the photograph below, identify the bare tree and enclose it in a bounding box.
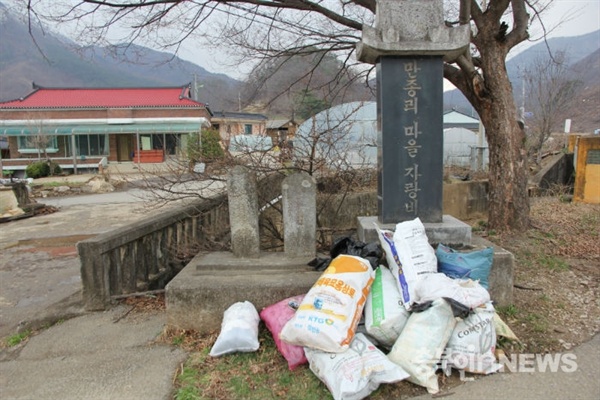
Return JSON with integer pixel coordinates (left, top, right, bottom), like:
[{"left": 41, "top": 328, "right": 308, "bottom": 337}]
[
  {"left": 23, "top": 0, "right": 564, "bottom": 231},
  {"left": 24, "top": 117, "right": 53, "bottom": 161},
  {"left": 522, "top": 51, "right": 582, "bottom": 166}
]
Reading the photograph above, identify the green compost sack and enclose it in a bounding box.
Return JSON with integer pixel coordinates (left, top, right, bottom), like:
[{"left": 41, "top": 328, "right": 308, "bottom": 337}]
[{"left": 364, "top": 266, "right": 410, "bottom": 348}]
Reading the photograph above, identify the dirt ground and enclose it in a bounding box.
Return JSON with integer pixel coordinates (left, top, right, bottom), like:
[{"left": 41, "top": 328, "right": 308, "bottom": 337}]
[{"left": 477, "top": 197, "right": 600, "bottom": 354}]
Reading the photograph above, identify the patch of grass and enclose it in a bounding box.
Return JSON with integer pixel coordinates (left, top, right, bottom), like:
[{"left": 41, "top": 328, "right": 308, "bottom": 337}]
[
  {"left": 6, "top": 330, "right": 31, "bottom": 347},
  {"left": 538, "top": 254, "right": 569, "bottom": 271},
  {"left": 40, "top": 181, "right": 86, "bottom": 189},
  {"left": 472, "top": 220, "right": 488, "bottom": 232},
  {"left": 172, "top": 335, "right": 185, "bottom": 346},
  {"left": 174, "top": 385, "right": 202, "bottom": 400},
  {"left": 497, "top": 304, "right": 519, "bottom": 319},
  {"left": 525, "top": 313, "right": 548, "bottom": 333},
  {"left": 538, "top": 293, "right": 550, "bottom": 302},
  {"left": 165, "top": 327, "right": 430, "bottom": 400}
]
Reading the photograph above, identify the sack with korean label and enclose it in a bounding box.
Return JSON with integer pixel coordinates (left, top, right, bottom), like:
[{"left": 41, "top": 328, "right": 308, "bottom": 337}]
[{"left": 280, "top": 254, "right": 375, "bottom": 353}]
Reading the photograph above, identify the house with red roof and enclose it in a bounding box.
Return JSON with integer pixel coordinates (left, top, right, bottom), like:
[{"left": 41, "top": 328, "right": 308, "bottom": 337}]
[{"left": 0, "top": 83, "right": 212, "bottom": 175}]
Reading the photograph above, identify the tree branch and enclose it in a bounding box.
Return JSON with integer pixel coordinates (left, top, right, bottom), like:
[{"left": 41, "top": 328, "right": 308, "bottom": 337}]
[{"left": 505, "top": 0, "right": 530, "bottom": 48}]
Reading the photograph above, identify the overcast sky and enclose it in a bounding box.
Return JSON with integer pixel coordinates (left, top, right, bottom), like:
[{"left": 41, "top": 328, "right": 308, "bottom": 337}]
[
  {"left": 180, "top": 0, "right": 600, "bottom": 80},
  {"left": 5, "top": 0, "right": 599, "bottom": 81}
]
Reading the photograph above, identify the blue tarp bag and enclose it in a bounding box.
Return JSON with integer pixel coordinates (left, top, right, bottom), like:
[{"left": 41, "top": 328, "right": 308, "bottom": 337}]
[{"left": 436, "top": 244, "right": 493, "bottom": 289}]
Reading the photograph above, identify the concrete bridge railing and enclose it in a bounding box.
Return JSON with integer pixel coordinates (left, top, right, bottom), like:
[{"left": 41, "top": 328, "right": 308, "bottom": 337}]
[{"left": 77, "top": 195, "right": 229, "bottom": 311}]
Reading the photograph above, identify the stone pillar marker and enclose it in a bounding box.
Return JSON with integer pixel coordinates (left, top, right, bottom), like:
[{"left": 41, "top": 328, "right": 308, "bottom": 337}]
[
  {"left": 227, "top": 165, "right": 260, "bottom": 258},
  {"left": 356, "top": 0, "right": 470, "bottom": 225},
  {"left": 282, "top": 172, "right": 316, "bottom": 258}
]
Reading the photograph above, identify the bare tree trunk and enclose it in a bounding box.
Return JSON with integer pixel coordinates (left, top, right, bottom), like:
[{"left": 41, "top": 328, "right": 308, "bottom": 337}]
[{"left": 476, "top": 51, "right": 530, "bottom": 231}]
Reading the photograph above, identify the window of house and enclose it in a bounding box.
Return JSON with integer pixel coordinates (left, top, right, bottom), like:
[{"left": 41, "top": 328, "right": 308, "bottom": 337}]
[
  {"left": 68, "top": 134, "right": 110, "bottom": 156},
  {"left": 17, "top": 135, "right": 59, "bottom": 154},
  {"left": 244, "top": 124, "right": 252, "bottom": 135}
]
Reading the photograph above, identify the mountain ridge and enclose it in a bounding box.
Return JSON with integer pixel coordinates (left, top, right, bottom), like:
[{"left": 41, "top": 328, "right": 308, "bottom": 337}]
[{"left": 1, "top": 1, "right": 597, "bottom": 131}]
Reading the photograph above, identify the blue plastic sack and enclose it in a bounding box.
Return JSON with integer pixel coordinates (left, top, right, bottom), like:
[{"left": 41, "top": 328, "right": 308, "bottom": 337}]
[{"left": 436, "top": 244, "right": 493, "bottom": 289}]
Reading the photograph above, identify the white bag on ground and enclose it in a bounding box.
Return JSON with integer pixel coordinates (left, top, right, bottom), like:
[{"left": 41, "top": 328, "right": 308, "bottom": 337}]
[
  {"left": 375, "top": 218, "right": 437, "bottom": 310},
  {"left": 305, "top": 333, "right": 410, "bottom": 400},
  {"left": 209, "top": 301, "right": 260, "bottom": 357},
  {"left": 413, "top": 273, "right": 491, "bottom": 309},
  {"left": 444, "top": 302, "right": 501, "bottom": 374},
  {"left": 365, "top": 266, "right": 410, "bottom": 348},
  {"left": 280, "top": 255, "right": 374, "bottom": 353},
  {"left": 388, "top": 298, "right": 458, "bottom": 394}
]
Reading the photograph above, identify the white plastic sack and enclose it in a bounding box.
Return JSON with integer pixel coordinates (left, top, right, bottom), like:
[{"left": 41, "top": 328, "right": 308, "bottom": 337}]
[
  {"left": 365, "top": 266, "right": 410, "bottom": 348},
  {"left": 393, "top": 218, "right": 438, "bottom": 278},
  {"left": 445, "top": 302, "right": 501, "bottom": 374},
  {"left": 375, "top": 218, "right": 437, "bottom": 310},
  {"left": 305, "top": 333, "right": 410, "bottom": 400},
  {"left": 413, "top": 273, "right": 490, "bottom": 309},
  {"left": 375, "top": 225, "right": 413, "bottom": 309},
  {"left": 209, "top": 301, "right": 260, "bottom": 357},
  {"left": 280, "top": 255, "right": 374, "bottom": 353},
  {"left": 388, "top": 298, "right": 458, "bottom": 394}
]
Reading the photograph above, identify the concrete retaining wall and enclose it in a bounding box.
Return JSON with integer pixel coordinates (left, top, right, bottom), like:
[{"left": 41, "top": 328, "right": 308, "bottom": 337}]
[
  {"left": 318, "top": 180, "right": 489, "bottom": 231},
  {"left": 530, "top": 153, "right": 574, "bottom": 194}
]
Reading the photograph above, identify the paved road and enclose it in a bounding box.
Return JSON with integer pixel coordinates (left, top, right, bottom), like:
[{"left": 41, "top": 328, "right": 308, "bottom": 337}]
[
  {"left": 0, "top": 192, "right": 151, "bottom": 338},
  {"left": 1, "top": 187, "right": 187, "bottom": 400}
]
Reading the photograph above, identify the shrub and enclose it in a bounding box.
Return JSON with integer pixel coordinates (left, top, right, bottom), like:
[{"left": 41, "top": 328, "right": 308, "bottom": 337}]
[
  {"left": 25, "top": 160, "right": 62, "bottom": 179},
  {"left": 187, "top": 128, "right": 224, "bottom": 163},
  {"left": 201, "top": 128, "right": 224, "bottom": 162}
]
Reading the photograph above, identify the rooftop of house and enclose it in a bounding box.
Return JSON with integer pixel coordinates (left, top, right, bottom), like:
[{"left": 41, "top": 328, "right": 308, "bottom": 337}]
[
  {"left": 266, "top": 119, "right": 298, "bottom": 129},
  {"left": 443, "top": 109, "right": 481, "bottom": 124},
  {"left": 211, "top": 111, "right": 268, "bottom": 121},
  {"left": 0, "top": 83, "right": 207, "bottom": 109}
]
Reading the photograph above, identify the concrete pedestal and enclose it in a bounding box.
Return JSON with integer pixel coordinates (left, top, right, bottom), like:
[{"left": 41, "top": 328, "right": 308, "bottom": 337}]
[
  {"left": 165, "top": 252, "right": 321, "bottom": 333},
  {"left": 357, "top": 214, "right": 472, "bottom": 246}
]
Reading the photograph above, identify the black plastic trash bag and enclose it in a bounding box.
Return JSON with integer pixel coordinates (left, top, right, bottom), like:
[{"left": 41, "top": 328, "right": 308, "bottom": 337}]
[{"left": 308, "top": 236, "right": 383, "bottom": 271}]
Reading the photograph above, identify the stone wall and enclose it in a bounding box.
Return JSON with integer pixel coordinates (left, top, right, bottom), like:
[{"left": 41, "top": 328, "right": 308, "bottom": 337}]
[{"left": 317, "top": 180, "right": 489, "bottom": 232}]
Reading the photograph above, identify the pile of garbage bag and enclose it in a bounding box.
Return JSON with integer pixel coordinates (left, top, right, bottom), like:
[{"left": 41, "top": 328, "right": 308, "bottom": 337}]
[{"left": 210, "top": 217, "right": 517, "bottom": 399}]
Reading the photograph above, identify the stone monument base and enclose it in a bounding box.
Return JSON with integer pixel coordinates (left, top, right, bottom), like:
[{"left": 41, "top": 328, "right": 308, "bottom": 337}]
[
  {"left": 166, "top": 252, "right": 321, "bottom": 334},
  {"left": 357, "top": 215, "right": 472, "bottom": 246}
]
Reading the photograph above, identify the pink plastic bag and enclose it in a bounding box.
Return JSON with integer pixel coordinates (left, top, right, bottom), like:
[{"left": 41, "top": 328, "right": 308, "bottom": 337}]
[{"left": 260, "top": 294, "right": 307, "bottom": 370}]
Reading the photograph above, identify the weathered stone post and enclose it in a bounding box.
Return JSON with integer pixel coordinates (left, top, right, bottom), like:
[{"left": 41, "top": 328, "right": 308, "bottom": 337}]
[
  {"left": 356, "top": 0, "right": 470, "bottom": 224},
  {"left": 282, "top": 172, "right": 316, "bottom": 258},
  {"left": 227, "top": 165, "right": 260, "bottom": 258}
]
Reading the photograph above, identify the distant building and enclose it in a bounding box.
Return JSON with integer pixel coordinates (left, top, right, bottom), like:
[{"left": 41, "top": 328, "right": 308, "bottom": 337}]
[
  {"left": 210, "top": 111, "right": 268, "bottom": 148},
  {"left": 443, "top": 109, "right": 481, "bottom": 132},
  {"left": 265, "top": 119, "right": 299, "bottom": 145},
  {"left": 0, "top": 83, "right": 211, "bottom": 175}
]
